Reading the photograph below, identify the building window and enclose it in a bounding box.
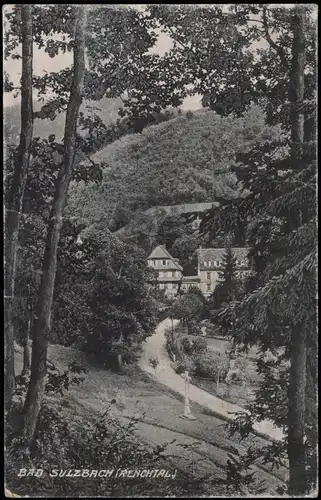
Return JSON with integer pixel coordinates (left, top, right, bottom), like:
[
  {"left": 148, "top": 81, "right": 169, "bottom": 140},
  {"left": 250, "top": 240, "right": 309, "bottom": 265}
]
[
  {"left": 204, "top": 262, "right": 207, "bottom": 267},
  {"left": 159, "top": 283, "right": 164, "bottom": 289},
  {"left": 207, "top": 272, "right": 211, "bottom": 280},
  {"left": 172, "top": 271, "right": 176, "bottom": 277},
  {"left": 207, "top": 284, "right": 211, "bottom": 291},
  {"left": 167, "top": 283, "right": 172, "bottom": 290},
  {"left": 162, "top": 260, "right": 166, "bottom": 265}
]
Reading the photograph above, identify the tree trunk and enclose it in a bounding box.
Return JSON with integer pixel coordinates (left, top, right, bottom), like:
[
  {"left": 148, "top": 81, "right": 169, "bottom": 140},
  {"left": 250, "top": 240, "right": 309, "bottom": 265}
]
[
  {"left": 4, "top": 5, "right": 33, "bottom": 410},
  {"left": 287, "top": 8, "right": 307, "bottom": 495},
  {"left": 22, "top": 6, "right": 87, "bottom": 448},
  {"left": 288, "top": 325, "right": 307, "bottom": 494},
  {"left": 289, "top": 8, "right": 306, "bottom": 167},
  {"left": 21, "top": 318, "right": 31, "bottom": 376}
]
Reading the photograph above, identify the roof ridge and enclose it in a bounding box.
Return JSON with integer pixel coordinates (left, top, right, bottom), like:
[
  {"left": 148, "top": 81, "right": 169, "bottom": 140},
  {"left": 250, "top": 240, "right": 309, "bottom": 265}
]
[{"left": 147, "top": 245, "right": 183, "bottom": 271}]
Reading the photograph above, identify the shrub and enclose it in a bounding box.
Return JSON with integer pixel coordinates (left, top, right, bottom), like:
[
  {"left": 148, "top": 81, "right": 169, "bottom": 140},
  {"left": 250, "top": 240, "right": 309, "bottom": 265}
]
[
  {"left": 192, "top": 351, "right": 229, "bottom": 381},
  {"left": 235, "top": 356, "right": 261, "bottom": 385},
  {"left": 164, "top": 327, "right": 185, "bottom": 360},
  {"left": 187, "top": 321, "right": 202, "bottom": 336},
  {"left": 225, "top": 368, "right": 243, "bottom": 385},
  {"left": 164, "top": 327, "right": 175, "bottom": 352},
  {"left": 192, "top": 353, "right": 217, "bottom": 379},
  {"left": 173, "top": 356, "right": 196, "bottom": 375},
  {"left": 192, "top": 337, "right": 207, "bottom": 354},
  {"left": 181, "top": 336, "right": 207, "bottom": 356},
  {"left": 181, "top": 336, "right": 194, "bottom": 355},
  {"left": 149, "top": 357, "right": 159, "bottom": 369}
]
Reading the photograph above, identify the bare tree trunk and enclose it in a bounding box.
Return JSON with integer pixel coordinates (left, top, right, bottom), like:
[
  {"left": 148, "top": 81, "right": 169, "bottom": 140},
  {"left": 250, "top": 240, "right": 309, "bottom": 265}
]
[
  {"left": 287, "top": 8, "right": 307, "bottom": 496},
  {"left": 4, "top": 5, "right": 33, "bottom": 410},
  {"left": 21, "top": 318, "right": 31, "bottom": 376},
  {"left": 22, "top": 6, "right": 87, "bottom": 448},
  {"left": 288, "top": 324, "right": 307, "bottom": 494}
]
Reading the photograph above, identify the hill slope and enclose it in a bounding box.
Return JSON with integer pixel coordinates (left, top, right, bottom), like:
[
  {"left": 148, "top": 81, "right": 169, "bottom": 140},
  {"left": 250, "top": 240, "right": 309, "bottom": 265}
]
[{"left": 67, "top": 105, "right": 281, "bottom": 232}]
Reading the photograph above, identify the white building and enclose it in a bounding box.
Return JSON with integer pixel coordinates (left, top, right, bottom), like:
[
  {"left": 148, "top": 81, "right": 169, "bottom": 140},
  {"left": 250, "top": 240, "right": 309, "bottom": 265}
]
[{"left": 148, "top": 245, "right": 251, "bottom": 298}]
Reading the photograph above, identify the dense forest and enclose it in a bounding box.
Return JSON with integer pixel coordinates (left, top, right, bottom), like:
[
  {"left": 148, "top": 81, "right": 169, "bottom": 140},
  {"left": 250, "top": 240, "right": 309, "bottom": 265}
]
[{"left": 66, "top": 104, "right": 281, "bottom": 234}]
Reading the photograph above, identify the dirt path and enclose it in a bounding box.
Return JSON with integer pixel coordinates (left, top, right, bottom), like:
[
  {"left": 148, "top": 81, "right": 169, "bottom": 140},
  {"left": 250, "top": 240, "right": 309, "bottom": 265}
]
[{"left": 139, "top": 318, "right": 285, "bottom": 443}]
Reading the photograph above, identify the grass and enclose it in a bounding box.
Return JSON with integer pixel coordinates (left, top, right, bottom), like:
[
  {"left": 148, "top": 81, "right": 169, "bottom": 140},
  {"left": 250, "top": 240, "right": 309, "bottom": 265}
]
[
  {"left": 192, "top": 376, "right": 257, "bottom": 408},
  {"left": 12, "top": 342, "right": 288, "bottom": 494},
  {"left": 174, "top": 329, "right": 262, "bottom": 407}
]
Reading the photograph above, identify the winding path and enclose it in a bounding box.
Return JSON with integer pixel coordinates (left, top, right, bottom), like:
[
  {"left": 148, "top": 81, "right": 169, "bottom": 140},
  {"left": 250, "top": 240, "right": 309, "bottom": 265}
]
[{"left": 139, "top": 318, "right": 285, "bottom": 443}]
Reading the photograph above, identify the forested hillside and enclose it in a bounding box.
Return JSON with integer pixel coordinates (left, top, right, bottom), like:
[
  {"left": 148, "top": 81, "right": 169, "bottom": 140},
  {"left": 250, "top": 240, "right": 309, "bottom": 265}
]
[{"left": 67, "top": 104, "right": 281, "bottom": 233}]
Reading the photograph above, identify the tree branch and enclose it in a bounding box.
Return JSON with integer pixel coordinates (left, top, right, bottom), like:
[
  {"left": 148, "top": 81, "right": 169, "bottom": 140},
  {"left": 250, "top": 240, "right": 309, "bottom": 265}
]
[{"left": 262, "top": 7, "right": 290, "bottom": 70}]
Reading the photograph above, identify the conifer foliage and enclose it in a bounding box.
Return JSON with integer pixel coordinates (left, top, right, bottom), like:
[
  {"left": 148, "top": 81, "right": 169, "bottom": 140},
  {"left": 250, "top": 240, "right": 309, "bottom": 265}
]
[
  {"left": 198, "top": 7, "right": 317, "bottom": 495},
  {"left": 208, "top": 247, "right": 241, "bottom": 313}
]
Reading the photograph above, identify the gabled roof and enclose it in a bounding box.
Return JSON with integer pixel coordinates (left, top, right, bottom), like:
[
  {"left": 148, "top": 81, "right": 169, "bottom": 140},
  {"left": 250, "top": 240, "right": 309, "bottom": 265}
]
[
  {"left": 147, "top": 245, "right": 183, "bottom": 271},
  {"left": 198, "top": 247, "right": 250, "bottom": 271}
]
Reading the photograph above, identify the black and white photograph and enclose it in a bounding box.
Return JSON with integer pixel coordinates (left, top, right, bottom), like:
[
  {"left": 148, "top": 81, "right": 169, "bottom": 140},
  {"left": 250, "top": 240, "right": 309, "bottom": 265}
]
[{"left": 3, "top": 3, "right": 317, "bottom": 497}]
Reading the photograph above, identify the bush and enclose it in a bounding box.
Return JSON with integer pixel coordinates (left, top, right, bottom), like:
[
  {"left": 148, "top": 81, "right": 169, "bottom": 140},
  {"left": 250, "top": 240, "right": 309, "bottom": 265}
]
[
  {"left": 192, "top": 337, "right": 208, "bottom": 354},
  {"left": 149, "top": 357, "right": 159, "bottom": 369},
  {"left": 192, "top": 351, "right": 229, "bottom": 381},
  {"left": 192, "top": 353, "right": 217, "bottom": 380},
  {"left": 187, "top": 321, "right": 202, "bottom": 336},
  {"left": 173, "top": 356, "right": 196, "bottom": 375},
  {"left": 181, "top": 336, "right": 194, "bottom": 355},
  {"left": 181, "top": 336, "right": 207, "bottom": 356},
  {"left": 234, "top": 356, "right": 261, "bottom": 386}
]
